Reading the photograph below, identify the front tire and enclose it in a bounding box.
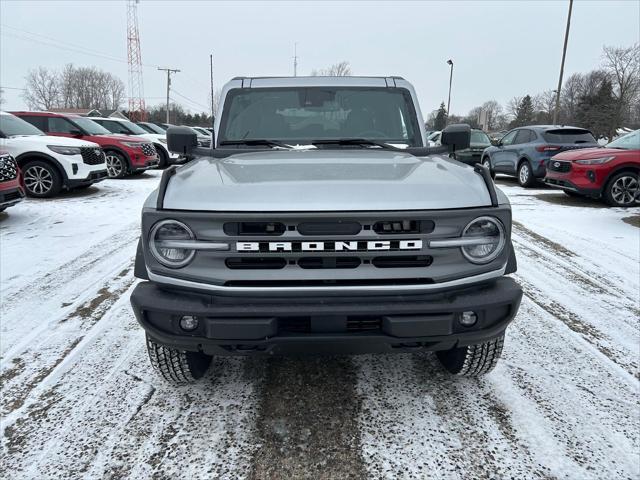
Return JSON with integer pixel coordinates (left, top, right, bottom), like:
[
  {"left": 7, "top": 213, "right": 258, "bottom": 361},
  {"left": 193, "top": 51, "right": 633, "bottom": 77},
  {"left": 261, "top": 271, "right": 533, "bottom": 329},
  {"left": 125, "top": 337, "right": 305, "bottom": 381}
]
[
  {"left": 603, "top": 171, "right": 639, "bottom": 207},
  {"left": 146, "top": 335, "right": 212, "bottom": 385},
  {"left": 482, "top": 157, "right": 496, "bottom": 180},
  {"left": 22, "top": 160, "right": 62, "bottom": 198},
  {"left": 105, "top": 151, "right": 128, "bottom": 179},
  {"left": 517, "top": 161, "right": 535, "bottom": 188},
  {"left": 436, "top": 335, "right": 504, "bottom": 376},
  {"left": 156, "top": 145, "right": 168, "bottom": 169}
]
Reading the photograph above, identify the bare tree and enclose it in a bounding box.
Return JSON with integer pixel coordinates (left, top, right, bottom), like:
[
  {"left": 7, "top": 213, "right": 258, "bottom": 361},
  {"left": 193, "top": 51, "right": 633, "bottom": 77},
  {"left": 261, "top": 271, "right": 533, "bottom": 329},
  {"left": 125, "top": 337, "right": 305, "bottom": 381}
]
[
  {"left": 560, "top": 72, "right": 584, "bottom": 124},
  {"left": 23, "top": 67, "right": 60, "bottom": 110},
  {"left": 534, "top": 90, "right": 556, "bottom": 123},
  {"left": 506, "top": 96, "right": 523, "bottom": 120},
  {"left": 311, "top": 61, "right": 352, "bottom": 76},
  {"left": 207, "top": 88, "right": 223, "bottom": 118},
  {"left": 481, "top": 100, "right": 504, "bottom": 130},
  {"left": 602, "top": 44, "right": 640, "bottom": 136}
]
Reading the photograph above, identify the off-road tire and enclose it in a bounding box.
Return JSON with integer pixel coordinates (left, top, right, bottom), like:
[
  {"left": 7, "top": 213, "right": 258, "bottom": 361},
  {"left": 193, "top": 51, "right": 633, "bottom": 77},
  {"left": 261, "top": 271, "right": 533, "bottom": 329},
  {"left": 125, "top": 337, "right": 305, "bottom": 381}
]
[
  {"left": 146, "top": 335, "right": 212, "bottom": 385},
  {"left": 603, "top": 171, "right": 639, "bottom": 207},
  {"left": 436, "top": 335, "right": 504, "bottom": 376},
  {"left": 22, "top": 160, "right": 63, "bottom": 198},
  {"left": 517, "top": 160, "right": 535, "bottom": 188}
]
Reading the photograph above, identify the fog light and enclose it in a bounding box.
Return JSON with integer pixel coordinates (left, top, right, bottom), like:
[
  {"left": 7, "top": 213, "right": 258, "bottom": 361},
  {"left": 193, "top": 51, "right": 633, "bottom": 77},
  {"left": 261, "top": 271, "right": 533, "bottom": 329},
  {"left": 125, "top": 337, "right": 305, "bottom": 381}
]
[
  {"left": 459, "top": 311, "right": 478, "bottom": 327},
  {"left": 179, "top": 315, "right": 199, "bottom": 331}
]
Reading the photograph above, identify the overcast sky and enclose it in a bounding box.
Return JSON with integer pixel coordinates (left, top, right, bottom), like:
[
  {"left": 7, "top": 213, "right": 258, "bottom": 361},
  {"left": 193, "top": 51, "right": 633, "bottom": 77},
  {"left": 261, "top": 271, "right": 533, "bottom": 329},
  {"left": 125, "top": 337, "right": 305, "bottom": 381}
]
[{"left": 1, "top": 0, "right": 638, "bottom": 117}]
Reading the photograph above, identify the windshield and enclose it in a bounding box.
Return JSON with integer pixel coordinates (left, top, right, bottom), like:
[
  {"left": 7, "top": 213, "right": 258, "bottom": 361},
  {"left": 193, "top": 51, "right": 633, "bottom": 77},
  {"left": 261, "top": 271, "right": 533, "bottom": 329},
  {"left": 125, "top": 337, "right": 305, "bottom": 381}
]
[
  {"left": 471, "top": 131, "right": 490, "bottom": 144},
  {"left": 71, "top": 117, "right": 111, "bottom": 135},
  {"left": 119, "top": 120, "right": 148, "bottom": 135},
  {"left": 218, "top": 87, "right": 421, "bottom": 146},
  {"left": 607, "top": 130, "right": 639, "bottom": 150},
  {"left": 140, "top": 122, "right": 165, "bottom": 134},
  {"left": 542, "top": 129, "right": 596, "bottom": 144},
  {"left": 0, "top": 114, "right": 45, "bottom": 136}
]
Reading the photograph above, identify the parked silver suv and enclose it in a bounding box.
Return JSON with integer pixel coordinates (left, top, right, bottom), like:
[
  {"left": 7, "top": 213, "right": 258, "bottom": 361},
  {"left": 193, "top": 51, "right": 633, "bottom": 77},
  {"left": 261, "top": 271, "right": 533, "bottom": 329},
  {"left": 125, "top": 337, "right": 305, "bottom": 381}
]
[{"left": 130, "top": 76, "right": 522, "bottom": 385}]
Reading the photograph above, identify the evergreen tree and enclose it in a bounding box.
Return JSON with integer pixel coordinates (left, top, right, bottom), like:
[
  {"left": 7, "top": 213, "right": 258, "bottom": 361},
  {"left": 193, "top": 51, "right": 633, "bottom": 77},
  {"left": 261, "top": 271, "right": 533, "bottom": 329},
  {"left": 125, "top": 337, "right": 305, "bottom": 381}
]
[
  {"left": 575, "top": 79, "right": 616, "bottom": 138},
  {"left": 512, "top": 95, "right": 534, "bottom": 127},
  {"left": 434, "top": 102, "right": 447, "bottom": 130}
]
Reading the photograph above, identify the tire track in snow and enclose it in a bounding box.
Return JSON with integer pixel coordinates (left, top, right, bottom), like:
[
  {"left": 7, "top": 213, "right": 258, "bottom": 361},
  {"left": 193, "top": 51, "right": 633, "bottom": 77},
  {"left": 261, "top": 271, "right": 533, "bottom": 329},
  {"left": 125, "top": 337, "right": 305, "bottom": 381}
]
[{"left": 248, "top": 356, "right": 367, "bottom": 480}]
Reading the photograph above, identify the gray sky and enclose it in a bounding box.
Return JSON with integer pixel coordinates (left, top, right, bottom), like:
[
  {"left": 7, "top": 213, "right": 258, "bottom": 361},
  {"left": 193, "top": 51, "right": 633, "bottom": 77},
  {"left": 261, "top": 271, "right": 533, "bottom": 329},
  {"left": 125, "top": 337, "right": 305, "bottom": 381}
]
[{"left": 1, "top": 0, "right": 638, "bottom": 117}]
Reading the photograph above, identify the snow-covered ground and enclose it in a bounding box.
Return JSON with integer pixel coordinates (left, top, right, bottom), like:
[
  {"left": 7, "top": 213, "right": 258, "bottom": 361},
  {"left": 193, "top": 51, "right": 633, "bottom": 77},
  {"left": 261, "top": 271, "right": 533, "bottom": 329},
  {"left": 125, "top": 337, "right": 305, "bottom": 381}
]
[{"left": 1, "top": 172, "right": 638, "bottom": 479}]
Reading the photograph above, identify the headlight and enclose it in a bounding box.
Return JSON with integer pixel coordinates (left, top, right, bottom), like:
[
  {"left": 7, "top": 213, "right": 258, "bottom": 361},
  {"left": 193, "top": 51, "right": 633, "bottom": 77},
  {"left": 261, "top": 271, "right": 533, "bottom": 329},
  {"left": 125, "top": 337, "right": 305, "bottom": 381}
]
[
  {"left": 122, "top": 141, "right": 144, "bottom": 148},
  {"left": 158, "top": 138, "right": 167, "bottom": 144},
  {"left": 149, "top": 220, "right": 196, "bottom": 268},
  {"left": 575, "top": 156, "right": 615, "bottom": 165},
  {"left": 460, "top": 216, "right": 505, "bottom": 264},
  {"left": 47, "top": 145, "right": 82, "bottom": 155}
]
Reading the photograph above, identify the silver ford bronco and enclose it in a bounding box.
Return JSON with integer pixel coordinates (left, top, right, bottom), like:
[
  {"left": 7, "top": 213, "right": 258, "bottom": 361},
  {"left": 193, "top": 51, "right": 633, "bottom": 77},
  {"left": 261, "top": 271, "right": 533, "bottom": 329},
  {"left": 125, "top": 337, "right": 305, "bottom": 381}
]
[{"left": 130, "top": 76, "right": 522, "bottom": 384}]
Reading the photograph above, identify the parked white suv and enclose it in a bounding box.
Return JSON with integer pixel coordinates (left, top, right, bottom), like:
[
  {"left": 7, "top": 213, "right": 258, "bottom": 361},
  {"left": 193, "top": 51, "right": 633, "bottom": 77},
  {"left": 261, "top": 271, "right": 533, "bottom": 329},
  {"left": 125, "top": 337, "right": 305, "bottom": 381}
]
[
  {"left": 0, "top": 112, "right": 108, "bottom": 197},
  {"left": 90, "top": 117, "right": 182, "bottom": 168}
]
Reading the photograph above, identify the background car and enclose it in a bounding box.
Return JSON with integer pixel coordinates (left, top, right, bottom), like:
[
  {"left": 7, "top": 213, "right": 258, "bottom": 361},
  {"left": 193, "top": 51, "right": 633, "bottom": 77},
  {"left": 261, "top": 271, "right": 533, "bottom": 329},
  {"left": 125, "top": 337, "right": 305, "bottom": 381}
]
[
  {"left": 0, "top": 112, "right": 107, "bottom": 197},
  {"left": 481, "top": 125, "right": 599, "bottom": 187},
  {"left": 136, "top": 121, "right": 167, "bottom": 135},
  {"left": 545, "top": 129, "right": 639, "bottom": 207},
  {"left": 182, "top": 126, "right": 211, "bottom": 147},
  {"left": 90, "top": 117, "right": 180, "bottom": 168},
  {"left": 0, "top": 152, "right": 25, "bottom": 212},
  {"left": 14, "top": 111, "right": 159, "bottom": 179},
  {"left": 427, "top": 130, "right": 441, "bottom": 146},
  {"left": 453, "top": 129, "right": 492, "bottom": 166}
]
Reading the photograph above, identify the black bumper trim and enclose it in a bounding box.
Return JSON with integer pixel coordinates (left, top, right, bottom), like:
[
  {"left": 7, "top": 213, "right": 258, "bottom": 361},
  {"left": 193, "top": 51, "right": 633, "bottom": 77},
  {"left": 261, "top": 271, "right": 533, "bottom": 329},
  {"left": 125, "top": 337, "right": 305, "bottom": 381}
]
[
  {"left": 544, "top": 178, "right": 601, "bottom": 197},
  {"left": 0, "top": 187, "right": 25, "bottom": 208},
  {"left": 66, "top": 169, "right": 108, "bottom": 187},
  {"left": 130, "top": 277, "right": 522, "bottom": 355}
]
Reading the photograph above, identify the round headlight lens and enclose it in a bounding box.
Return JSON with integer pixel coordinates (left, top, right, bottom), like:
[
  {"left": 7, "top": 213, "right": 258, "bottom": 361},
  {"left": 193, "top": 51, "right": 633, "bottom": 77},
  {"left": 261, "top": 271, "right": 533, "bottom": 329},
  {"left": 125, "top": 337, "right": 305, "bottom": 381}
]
[
  {"left": 461, "top": 216, "right": 505, "bottom": 264},
  {"left": 149, "top": 220, "right": 195, "bottom": 268}
]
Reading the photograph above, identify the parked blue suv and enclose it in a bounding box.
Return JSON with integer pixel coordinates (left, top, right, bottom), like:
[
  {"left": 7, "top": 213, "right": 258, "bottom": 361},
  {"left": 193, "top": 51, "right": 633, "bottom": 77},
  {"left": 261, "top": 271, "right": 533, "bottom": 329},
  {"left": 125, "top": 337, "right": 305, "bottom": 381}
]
[{"left": 481, "top": 126, "right": 598, "bottom": 187}]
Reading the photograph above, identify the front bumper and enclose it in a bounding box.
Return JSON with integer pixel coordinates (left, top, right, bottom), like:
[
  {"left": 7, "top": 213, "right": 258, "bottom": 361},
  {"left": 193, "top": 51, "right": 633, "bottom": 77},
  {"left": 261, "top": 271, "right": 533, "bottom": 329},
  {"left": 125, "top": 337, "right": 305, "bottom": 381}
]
[
  {"left": 545, "top": 165, "right": 604, "bottom": 197},
  {"left": 132, "top": 157, "right": 160, "bottom": 171},
  {"left": 0, "top": 186, "right": 25, "bottom": 209},
  {"left": 130, "top": 277, "right": 522, "bottom": 356},
  {"left": 66, "top": 169, "right": 108, "bottom": 188}
]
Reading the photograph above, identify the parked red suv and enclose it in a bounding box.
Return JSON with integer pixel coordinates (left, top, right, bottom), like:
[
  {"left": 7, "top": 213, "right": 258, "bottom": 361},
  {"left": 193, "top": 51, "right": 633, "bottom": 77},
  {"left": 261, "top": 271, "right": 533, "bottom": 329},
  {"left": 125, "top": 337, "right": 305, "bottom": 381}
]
[
  {"left": 12, "top": 112, "right": 159, "bottom": 178},
  {"left": 545, "top": 129, "right": 639, "bottom": 207},
  {"left": 0, "top": 152, "right": 25, "bottom": 212}
]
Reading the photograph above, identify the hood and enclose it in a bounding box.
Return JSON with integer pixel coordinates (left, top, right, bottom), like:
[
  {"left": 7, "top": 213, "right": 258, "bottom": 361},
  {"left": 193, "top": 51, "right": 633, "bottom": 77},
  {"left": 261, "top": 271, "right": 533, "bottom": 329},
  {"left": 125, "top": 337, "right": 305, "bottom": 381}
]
[
  {"left": 162, "top": 149, "right": 494, "bottom": 212},
  {"left": 135, "top": 133, "right": 166, "bottom": 143},
  {"left": 553, "top": 146, "right": 627, "bottom": 161},
  {"left": 97, "top": 133, "right": 145, "bottom": 143},
  {"left": 1, "top": 134, "right": 99, "bottom": 148}
]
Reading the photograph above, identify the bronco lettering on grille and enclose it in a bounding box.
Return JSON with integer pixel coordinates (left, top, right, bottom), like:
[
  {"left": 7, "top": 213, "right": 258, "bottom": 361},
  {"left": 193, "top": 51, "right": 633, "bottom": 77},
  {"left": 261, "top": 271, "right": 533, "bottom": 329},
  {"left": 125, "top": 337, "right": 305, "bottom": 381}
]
[{"left": 236, "top": 240, "right": 422, "bottom": 252}]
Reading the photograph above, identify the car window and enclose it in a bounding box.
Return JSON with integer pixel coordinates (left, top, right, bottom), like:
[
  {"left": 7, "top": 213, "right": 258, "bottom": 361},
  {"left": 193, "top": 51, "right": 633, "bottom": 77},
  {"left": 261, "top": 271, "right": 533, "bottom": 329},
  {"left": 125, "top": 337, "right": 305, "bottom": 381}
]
[
  {"left": 542, "top": 129, "right": 596, "bottom": 144},
  {"left": 470, "top": 131, "right": 491, "bottom": 145},
  {"left": 514, "top": 129, "right": 532, "bottom": 144},
  {"left": 0, "top": 114, "right": 45, "bottom": 136},
  {"left": 100, "top": 120, "right": 132, "bottom": 135},
  {"left": 500, "top": 130, "right": 517, "bottom": 146},
  {"left": 606, "top": 130, "right": 640, "bottom": 150},
  {"left": 19, "top": 115, "right": 48, "bottom": 131},
  {"left": 49, "top": 117, "right": 78, "bottom": 134}
]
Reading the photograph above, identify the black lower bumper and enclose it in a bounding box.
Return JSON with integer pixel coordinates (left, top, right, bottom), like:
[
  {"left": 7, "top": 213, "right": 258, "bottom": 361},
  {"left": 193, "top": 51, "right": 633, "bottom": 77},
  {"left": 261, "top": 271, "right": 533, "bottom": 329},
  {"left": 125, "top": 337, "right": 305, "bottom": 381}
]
[
  {"left": 0, "top": 187, "right": 25, "bottom": 209},
  {"left": 544, "top": 178, "right": 601, "bottom": 197},
  {"left": 67, "top": 169, "right": 108, "bottom": 188},
  {"left": 130, "top": 277, "right": 523, "bottom": 356}
]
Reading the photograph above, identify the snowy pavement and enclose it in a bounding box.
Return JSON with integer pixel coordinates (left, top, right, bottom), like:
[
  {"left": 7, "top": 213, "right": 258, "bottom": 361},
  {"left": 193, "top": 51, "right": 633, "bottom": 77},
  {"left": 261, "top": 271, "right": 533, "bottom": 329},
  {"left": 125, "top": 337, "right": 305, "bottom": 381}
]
[{"left": 1, "top": 172, "right": 638, "bottom": 479}]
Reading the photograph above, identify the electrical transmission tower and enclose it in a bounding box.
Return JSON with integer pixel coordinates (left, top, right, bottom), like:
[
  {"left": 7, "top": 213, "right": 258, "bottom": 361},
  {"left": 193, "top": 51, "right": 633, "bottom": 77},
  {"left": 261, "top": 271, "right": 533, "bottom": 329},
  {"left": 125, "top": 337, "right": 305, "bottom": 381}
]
[{"left": 127, "top": 0, "right": 147, "bottom": 121}]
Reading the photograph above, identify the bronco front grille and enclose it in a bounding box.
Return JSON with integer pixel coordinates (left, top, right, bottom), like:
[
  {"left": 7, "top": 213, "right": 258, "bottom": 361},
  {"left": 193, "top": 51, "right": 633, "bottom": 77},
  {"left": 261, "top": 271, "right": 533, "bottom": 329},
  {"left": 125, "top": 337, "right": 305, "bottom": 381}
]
[
  {"left": 80, "top": 147, "right": 105, "bottom": 165},
  {"left": 141, "top": 143, "right": 156, "bottom": 157},
  {"left": 0, "top": 155, "right": 18, "bottom": 181}
]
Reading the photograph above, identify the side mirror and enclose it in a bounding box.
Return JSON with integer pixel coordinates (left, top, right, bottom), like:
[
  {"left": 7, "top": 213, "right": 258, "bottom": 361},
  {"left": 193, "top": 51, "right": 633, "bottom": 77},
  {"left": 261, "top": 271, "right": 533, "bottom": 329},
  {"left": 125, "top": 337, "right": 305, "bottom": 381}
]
[
  {"left": 441, "top": 124, "right": 471, "bottom": 152},
  {"left": 167, "top": 126, "right": 198, "bottom": 156}
]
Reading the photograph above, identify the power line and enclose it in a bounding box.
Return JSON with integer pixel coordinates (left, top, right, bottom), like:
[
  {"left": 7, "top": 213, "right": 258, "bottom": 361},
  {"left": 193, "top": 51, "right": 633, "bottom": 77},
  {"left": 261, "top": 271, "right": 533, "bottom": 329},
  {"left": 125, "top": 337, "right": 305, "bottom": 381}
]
[{"left": 172, "top": 89, "right": 209, "bottom": 110}]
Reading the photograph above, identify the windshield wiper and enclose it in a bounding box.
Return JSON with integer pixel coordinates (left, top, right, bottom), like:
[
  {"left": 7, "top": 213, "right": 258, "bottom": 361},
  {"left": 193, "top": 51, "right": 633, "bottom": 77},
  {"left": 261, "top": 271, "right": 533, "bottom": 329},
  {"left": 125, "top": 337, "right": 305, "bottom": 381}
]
[
  {"left": 220, "top": 139, "right": 292, "bottom": 149},
  {"left": 311, "top": 138, "right": 402, "bottom": 151}
]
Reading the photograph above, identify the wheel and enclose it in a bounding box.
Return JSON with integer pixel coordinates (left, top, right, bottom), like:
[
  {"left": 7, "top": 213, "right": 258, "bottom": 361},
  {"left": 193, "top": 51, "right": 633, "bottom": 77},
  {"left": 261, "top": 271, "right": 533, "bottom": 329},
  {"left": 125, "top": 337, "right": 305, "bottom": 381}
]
[
  {"left": 105, "top": 151, "right": 128, "bottom": 179},
  {"left": 156, "top": 145, "right": 168, "bottom": 169},
  {"left": 436, "top": 335, "right": 504, "bottom": 376},
  {"left": 482, "top": 157, "right": 496, "bottom": 179},
  {"left": 517, "top": 160, "right": 535, "bottom": 188},
  {"left": 603, "top": 171, "right": 639, "bottom": 207},
  {"left": 22, "top": 160, "right": 62, "bottom": 198},
  {"left": 146, "top": 335, "right": 212, "bottom": 385}
]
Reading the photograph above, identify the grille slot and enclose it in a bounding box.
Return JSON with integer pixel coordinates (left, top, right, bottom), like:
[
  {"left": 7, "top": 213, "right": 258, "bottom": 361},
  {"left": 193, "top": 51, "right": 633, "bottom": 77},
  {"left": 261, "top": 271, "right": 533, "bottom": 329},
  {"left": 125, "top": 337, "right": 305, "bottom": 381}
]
[
  {"left": 548, "top": 160, "right": 571, "bottom": 173},
  {"left": 347, "top": 316, "right": 381, "bottom": 332},
  {"left": 279, "top": 317, "right": 311, "bottom": 333},
  {"left": 226, "top": 257, "right": 286, "bottom": 269},
  {"left": 0, "top": 156, "right": 18, "bottom": 181},
  {"left": 298, "top": 257, "right": 361, "bottom": 269},
  {"left": 80, "top": 147, "right": 105, "bottom": 165},
  {"left": 297, "top": 221, "right": 361, "bottom": 235},
  {"left": 141, "top": 143, "right": 156, "bottom": 157},
  {"left": 372, "top": 256, "right": 433, "bottom": 268},
  {"left": 224, "top": 222, "right": 286, "bottom": 236},
  {"left": 373, "top": 220, "right": 434, "bottom": 234},
  {"left": 225, "top": 278, "right": 434, "bottom": 287}
]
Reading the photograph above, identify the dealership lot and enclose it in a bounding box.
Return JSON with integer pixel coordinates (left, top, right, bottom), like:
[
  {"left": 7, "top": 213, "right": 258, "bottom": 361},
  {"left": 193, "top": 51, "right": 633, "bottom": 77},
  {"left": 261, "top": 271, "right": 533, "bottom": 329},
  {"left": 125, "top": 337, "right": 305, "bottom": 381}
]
[{"left": 1, "top": 173, "right": 638, "bottom": 479}]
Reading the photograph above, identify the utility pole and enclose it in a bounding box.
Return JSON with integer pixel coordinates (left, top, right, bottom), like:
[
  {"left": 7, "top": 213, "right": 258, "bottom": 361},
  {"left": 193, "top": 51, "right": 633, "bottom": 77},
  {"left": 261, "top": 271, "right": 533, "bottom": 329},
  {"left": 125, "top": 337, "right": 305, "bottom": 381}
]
[
  {"left": 553, "top": 0, "right": 573, "bottom": 125},
  {"left": 293, "top": 42, "right": 298, "bottom": 77},
  {"left": 210, "top": 54, "right": 215, "bottom": 122},
  {"left": 446, "top": 59, "right": 454, "bottom": 124},
  {"left": 158, "top": 67, "right": 180, "bottom": 124}
]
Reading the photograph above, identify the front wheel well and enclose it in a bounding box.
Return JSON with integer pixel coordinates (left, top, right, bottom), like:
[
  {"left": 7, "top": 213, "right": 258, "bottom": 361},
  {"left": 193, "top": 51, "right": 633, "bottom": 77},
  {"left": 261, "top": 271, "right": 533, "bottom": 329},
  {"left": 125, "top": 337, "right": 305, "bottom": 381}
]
[
  {"left": 16, "top": 153, "right": 66, "bottom": 180},
  {"left": 603, "top": 166, "right": 640, "bottom": 187},
  {"left": 517, "top": 157, "right": 531, "bottom": 168}
]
